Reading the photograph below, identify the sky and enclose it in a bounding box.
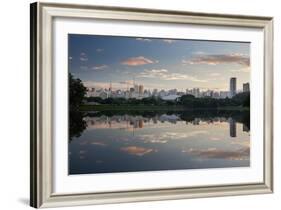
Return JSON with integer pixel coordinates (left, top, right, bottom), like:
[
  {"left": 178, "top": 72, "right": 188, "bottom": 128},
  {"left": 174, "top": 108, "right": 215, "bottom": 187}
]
[{"left": 68, "top": 34, "right": 250, "bottom": 92}]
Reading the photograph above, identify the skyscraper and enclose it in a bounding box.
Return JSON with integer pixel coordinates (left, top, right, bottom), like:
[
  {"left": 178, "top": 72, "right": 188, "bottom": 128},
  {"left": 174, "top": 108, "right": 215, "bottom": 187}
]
[
  {"left": 134, "top": 84, "right": 139, "bottom": 93},
  {"left": 229, "top": 77, "right": 237, "bottom": 98},
  {"left": 243, "top": 82, "right": 250, "bottom": 92},
  {"left": 139, "top": 85, "right": 144, "bottom": 94}
]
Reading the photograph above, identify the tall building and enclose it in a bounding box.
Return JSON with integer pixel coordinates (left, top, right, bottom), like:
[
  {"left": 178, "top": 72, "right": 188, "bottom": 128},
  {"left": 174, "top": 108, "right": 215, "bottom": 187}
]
[
  {"left": 192, "top": 88, "right": 200, "bottom": 97},
  {"left": 219, "top": 91, "right": 229, "bottom": 99},
  {"left": 139, "top": 85, "right": 144, "bottom": 94},
  {"left": 229, "top": 77, "right": 237, "bottom": 98},
  {"left": 134, "top": 84, "right": 139, "bottom": 93},
  {"left": 109, "top": 81, "right": 112, "bottom": 91},
  {"left": 243, "top": 82, "right": 250, "bottom": 92},
  {"left": 152, "top": 89, "right": 158, "bottom": 96}
]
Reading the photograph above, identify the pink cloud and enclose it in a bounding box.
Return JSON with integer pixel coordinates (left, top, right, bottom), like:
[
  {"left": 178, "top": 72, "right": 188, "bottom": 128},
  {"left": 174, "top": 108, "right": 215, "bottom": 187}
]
[
  {"left": 121, "top": 56, "right": 156, "bottom": 66},
  {"left": 184, "top": 147, "right": 250, "bottom": 160},
  {"left": 183, "top": 53, "right": 250, "bottom": 66}
]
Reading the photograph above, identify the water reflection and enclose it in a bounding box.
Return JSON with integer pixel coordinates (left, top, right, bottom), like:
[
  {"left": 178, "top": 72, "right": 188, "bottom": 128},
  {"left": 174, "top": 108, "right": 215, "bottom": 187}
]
[
  {"left": 69, "top": 110, "right": 250, "bottom": 174},
  {"left": 229, "top": 118, "right": 237, "bottom": 137}
]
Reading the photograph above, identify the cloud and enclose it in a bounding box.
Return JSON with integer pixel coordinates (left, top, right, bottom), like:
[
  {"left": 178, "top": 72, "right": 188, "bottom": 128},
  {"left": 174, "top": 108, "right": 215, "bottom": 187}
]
[
  {"left": 119, "top": 80, "right": 134, "bottom": 85},
  {"left": 69, "top": 56, "right": 73, "bottom": 60},
  {"left": 138, "top": 69, "right": 207, "bottom": 82},
  {"left": 121, "top": 56, "right": 156, "bottom": 66},
  {"left": 210, "top": 73, "right": 221, "bottom": 77},
  {"left": 80, "top": 66, "right": 88, "bottom": 70},
  {"left": 163, "top": 39, "right": 176, "bottom": 44},
  {"left": 120, "top": 146, "right": 155, "bottom": 156},
  {"left": 92, "top": 65, "right": 108, "bottom": 70},
  {"left": 80, "top": 52, "right": 88, "bottom": 61},
  {"left": 194, "top": 51, "right": 205, "bottom": 55},
  {"left": 83, "top": 81, "right": 130, "bottom": 89},
  {"left": 182, "top": 53, "right": 250, "bottom": 66},
  {"left": 230, "top": 67, "right": 250, "bottom": 73},
  {"left": 136, "top": 38, "right": 152, "bottom": 42},
  {"left": 183, "top": 147, "right": 250, "bottom": 160},
  {"left": 96, "top": 48, "right": 104, "bottom": 52}
]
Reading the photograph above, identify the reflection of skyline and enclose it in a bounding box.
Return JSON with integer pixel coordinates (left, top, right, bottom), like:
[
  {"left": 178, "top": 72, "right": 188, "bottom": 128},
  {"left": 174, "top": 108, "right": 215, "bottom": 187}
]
[
  {"left": 229, "top": 118, "right": 237, "bottom": 137},
  {"left": 69, "top": 111, "right": 250, "bottom": 174},
  {"left": 84, "top": 114, "right": 249, "bottom": 137}
]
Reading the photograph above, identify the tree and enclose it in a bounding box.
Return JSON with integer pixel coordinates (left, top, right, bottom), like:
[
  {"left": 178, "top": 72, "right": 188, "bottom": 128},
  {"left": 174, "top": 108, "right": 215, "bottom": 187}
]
[
  {"left": 69, "top": 73, "right": 87, "bottom": 110},
  {"left": 232, "top": 92, "right": 250, "bottom": 107},
  {"left": 178, "top": 94, "right": 195, "bottom": 106}
]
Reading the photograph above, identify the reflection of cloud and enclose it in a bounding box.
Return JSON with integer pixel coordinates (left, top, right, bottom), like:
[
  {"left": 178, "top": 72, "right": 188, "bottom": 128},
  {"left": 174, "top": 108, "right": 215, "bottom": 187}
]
[
  {"left": 121, "top": 56, "right": 156, "bottom": 66},
  {"left": 230, "top": 140, "right": 250, "bottom": 147},
  {"left": 96, "top": 48, "right": 104, "bottom": 52},
  {"left": 92, "top": 65, "right": 108, "bottom": 70},
  {"left": 209, "top": 137, "right": 222, "bottom": 141},
  {"left": 138, "top": 69, "right": 207, "bottom": 82},
  {"left": 91, "top": 142, "right": 107, "bottom": 146},
  {"left": 136, "top": 38, "right": 152, "bottom": 42},
  {"left": 182, "top": 53, "right": 249, "bottom": 66},
  {"left": 183, "top": 147, "right": 250, "bottom": 160},
  {"left": 120, "top": 146, "right": 155, "bottom": 156},
  {"left": 140, "top": 130, "right": 208, "bottom": 144}
]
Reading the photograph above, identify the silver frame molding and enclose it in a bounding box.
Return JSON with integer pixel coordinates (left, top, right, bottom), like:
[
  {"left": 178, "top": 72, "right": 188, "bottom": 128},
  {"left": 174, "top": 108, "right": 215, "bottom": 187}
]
[{"left": 30, "top": 2, "right": 274, "bottom": 208}]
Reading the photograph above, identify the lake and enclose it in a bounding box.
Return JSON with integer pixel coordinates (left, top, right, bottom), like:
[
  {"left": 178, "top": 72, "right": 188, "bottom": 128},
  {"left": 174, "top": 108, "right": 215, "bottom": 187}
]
[{"left": 69, "top": 110, "right": 250, "bottom": 174}]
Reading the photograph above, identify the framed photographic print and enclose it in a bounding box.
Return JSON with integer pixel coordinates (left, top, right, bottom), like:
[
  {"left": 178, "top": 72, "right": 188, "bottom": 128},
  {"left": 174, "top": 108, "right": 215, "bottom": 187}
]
[{"left": 30, "top": 2, "right": 273, "bottom": 208}]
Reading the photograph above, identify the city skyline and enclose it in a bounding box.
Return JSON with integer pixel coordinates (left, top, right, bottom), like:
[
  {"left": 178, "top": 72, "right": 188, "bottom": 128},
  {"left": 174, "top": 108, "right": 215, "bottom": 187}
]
[
  {"left": 69, "top": 34, "right": 250, "bottom": 92},
  {"left": 85, "top": 76, "right": 249, "bottom": 100}
]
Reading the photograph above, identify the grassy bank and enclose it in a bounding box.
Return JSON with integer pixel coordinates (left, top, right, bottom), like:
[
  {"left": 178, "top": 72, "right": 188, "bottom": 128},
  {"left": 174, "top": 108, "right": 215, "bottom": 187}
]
[{"left": 79, "top": 104, "right": 249, "bottom": 111}]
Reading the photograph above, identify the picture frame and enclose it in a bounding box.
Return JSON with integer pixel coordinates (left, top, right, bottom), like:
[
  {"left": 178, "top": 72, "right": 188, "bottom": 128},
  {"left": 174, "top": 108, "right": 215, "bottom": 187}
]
[{"left": 30, "top": 2, "right": 273, "bottom": 208}]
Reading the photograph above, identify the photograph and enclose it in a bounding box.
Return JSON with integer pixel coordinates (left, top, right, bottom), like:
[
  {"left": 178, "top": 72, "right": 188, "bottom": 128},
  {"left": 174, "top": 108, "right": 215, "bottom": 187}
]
[
  {"left": 68, "top": 34, "right": 251, "bottom": 175},
  {"left": 29, "top": 3, "right": 273, "bottom": 207}
]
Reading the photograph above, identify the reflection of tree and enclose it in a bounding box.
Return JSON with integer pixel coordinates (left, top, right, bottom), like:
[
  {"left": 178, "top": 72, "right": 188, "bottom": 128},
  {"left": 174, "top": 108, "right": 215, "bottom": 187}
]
[
  {"left": 69, "top": 111, "right": 87, "bottom": 141},
  {"left": 86, "top": 109, "right": 250, "bottom": 132},
  {"left": 241, "top": 111, "right": 250, "bottom": 130}
]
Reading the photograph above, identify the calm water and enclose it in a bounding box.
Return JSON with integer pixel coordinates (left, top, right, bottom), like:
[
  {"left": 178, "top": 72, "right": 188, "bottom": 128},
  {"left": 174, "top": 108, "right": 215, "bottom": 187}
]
[{"left": 69, "top": 110, "right": 250, "bottom": 174}]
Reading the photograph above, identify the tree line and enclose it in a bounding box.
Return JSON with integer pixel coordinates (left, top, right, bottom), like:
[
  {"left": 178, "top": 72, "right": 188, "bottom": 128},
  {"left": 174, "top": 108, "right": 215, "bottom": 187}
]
[{"left": 86, "top": 92, "right": 250, "bottom": 108}]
